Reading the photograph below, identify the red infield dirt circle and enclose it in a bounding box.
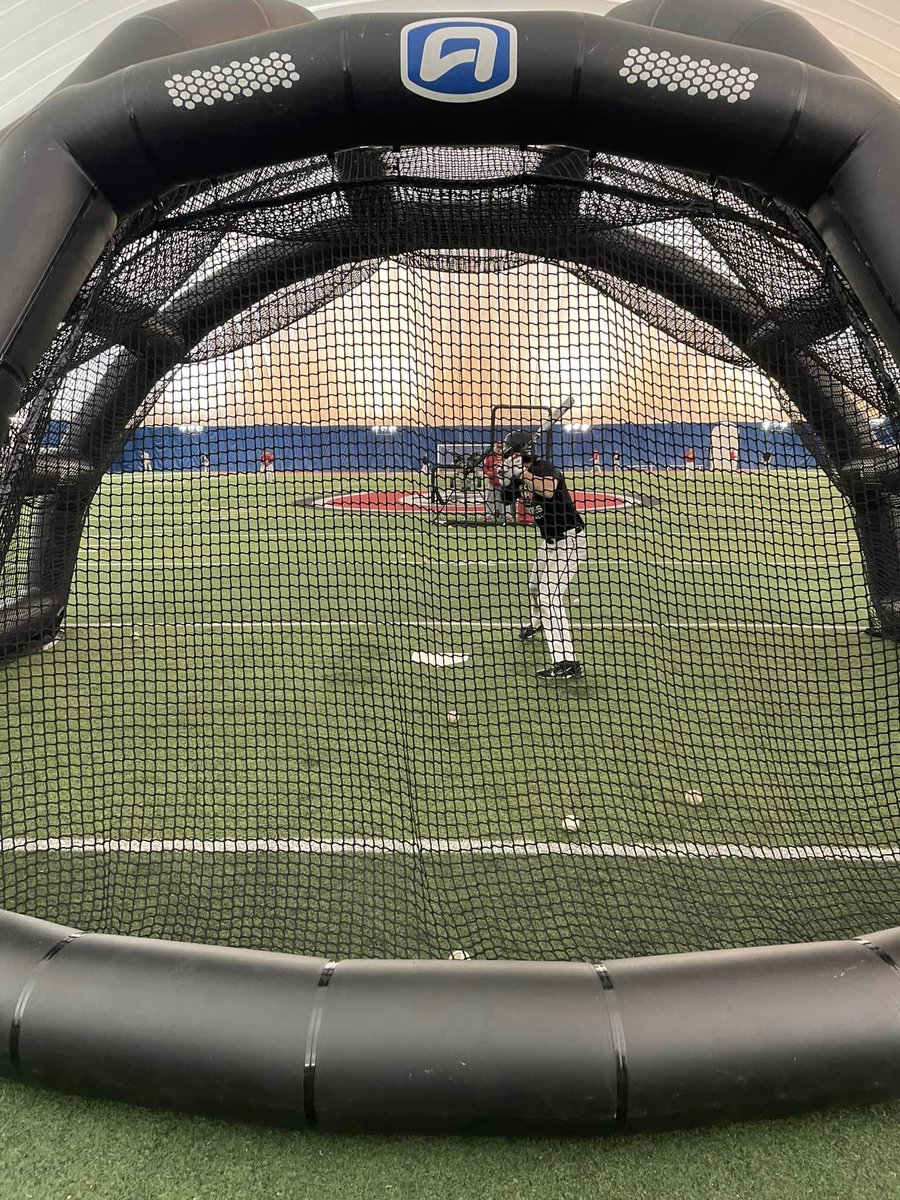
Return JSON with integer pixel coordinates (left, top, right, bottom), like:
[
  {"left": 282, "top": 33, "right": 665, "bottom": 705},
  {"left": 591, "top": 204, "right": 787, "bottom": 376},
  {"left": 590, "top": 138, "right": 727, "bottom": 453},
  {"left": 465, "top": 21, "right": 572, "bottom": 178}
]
[{"left": 319, "top": 489, "right": 637, "bottom": 515}]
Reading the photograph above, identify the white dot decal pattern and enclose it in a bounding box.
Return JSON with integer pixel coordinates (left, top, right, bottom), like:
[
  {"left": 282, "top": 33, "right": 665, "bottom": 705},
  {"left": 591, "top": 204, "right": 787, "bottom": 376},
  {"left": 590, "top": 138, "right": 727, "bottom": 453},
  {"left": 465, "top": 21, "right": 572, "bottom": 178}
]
[
  {"left": 620, "top": 48, "right": 758, "bottom": 102},
  {"left": 165, "top": 51, "right": 301, "bottom": 110}
]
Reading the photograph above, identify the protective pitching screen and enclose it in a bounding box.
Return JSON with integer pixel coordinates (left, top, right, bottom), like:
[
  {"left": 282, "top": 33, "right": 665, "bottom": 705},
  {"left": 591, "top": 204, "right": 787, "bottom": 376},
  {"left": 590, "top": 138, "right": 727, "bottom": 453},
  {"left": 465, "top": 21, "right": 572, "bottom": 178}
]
[{"left": 1, "top": 148, "right": 899, "bottom": 961}]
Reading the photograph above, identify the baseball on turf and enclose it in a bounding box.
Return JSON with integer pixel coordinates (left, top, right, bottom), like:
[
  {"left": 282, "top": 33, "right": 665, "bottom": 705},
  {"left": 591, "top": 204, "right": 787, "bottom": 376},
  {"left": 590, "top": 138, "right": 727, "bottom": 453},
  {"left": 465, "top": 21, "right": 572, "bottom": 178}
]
[
  {"left": 563, "top": 814, "right": 580, "bottom": 832},
  {"left": 446, "top": 711, "right": 459, "bottom": 725},
  {"left": 449, "top": 949, "right": 472, "bottom": 960},
  {"left": 684, "top": 790, "right": 704, "bottom": 806}
]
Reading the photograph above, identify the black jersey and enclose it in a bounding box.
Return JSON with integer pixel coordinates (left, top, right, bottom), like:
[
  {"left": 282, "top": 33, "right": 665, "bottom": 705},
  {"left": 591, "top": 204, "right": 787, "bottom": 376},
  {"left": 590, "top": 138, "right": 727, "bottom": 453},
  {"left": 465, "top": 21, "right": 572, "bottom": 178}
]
[{"left": 520, "top": 458, "right": 585, "bottom": 542}]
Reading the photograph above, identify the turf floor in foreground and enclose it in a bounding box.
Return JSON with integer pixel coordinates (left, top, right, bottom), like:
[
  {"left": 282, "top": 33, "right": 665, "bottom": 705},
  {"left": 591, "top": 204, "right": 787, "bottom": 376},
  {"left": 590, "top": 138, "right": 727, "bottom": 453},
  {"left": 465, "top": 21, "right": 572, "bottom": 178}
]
[
  {"left": 2, "top": 467, "right": 899, "bottom": 958},
  {"left": 3, "top": 467, "right": 900, "bottom": 1195},
  {"left": 2, "top": 1080, "right": 900, "bottom": 1200}
]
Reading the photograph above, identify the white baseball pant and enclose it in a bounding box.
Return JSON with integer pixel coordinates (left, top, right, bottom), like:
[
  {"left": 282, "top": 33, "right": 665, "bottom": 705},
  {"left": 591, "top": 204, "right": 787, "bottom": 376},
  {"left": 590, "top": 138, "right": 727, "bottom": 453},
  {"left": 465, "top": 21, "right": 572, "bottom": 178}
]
[{"left": 527, "top": 529, "right": 588, "bottom": 662}]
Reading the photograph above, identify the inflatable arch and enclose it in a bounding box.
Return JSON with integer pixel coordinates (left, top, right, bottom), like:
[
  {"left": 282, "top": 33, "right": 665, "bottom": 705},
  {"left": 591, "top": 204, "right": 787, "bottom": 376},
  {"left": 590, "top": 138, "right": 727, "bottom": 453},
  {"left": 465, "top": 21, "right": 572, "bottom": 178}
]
[{"left": 1, "top": 0, "right": 900, "bottom": 1133}]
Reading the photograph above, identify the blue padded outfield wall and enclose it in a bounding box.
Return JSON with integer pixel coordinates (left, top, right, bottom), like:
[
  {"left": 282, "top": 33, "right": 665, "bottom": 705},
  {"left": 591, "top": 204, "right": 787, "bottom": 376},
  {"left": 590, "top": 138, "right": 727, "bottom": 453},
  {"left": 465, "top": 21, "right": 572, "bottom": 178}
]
[{"left": 102, "top": 422, "right": 872, "bottom": 473}]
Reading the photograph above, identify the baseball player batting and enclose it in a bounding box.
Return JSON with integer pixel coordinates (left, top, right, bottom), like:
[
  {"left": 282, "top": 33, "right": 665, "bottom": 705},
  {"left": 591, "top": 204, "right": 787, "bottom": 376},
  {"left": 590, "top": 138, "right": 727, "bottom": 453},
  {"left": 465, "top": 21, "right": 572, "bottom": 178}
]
[{"left": 500, "top": 429, "right": 587, "bottom": 679}]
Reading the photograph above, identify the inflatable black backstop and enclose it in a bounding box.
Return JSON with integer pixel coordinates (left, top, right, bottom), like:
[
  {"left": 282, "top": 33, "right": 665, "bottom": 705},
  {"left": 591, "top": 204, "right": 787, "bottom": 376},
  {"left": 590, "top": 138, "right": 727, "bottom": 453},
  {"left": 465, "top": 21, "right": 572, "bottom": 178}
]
[{"left": 1, "top": 0, "right": 900, "bottom": 1133}]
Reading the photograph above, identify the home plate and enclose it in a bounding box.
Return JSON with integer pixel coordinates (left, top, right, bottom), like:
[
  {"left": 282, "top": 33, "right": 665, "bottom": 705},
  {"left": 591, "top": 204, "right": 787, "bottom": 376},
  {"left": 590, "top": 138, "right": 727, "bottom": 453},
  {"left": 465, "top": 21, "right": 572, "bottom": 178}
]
[{"left": 412, "top": 652, "right": 470, "bottom": 667}]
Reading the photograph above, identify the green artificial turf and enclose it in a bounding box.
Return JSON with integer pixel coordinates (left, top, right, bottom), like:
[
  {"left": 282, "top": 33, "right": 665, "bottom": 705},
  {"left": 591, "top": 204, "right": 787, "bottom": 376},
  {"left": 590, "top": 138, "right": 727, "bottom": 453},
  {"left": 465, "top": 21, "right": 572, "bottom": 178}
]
[
  {"left": 2, "top": 466, "right": 900, "bottom": 1197},
  {"left": 2, "top": 467, "right": 897, "bottom": 957},
  {"left": 2, "top": 1080, "right": 900, "bottom": 1200}
]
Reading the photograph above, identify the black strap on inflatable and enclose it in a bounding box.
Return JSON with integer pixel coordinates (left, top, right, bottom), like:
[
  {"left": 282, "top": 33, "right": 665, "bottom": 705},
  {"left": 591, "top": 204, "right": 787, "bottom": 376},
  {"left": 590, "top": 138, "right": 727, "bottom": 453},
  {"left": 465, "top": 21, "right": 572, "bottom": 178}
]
[
  {"left": 303, "top": 960, "right": 337, "bottom": 1128},
  {"left": 8, "top": 932, "right": 83, "bottom": 1080},
  {"left": 855, "top": 937, "right": 900, "bottom": 974},
  {"left": 594, "top": 963, "right": 628, "bottom": 1131}
]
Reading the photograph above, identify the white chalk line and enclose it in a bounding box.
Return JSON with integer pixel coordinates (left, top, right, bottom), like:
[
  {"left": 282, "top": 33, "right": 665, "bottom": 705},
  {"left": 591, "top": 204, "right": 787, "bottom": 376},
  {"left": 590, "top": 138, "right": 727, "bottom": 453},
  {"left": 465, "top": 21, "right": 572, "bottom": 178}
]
[
  {"left": 65, "top": 618, "right": 866, "bottom": 634},
  {"left": 1, "top": 836, "right": 898, "bottom": 863},
  {"left": 75, "top": 555, "right": 851, "bottom": 571}
]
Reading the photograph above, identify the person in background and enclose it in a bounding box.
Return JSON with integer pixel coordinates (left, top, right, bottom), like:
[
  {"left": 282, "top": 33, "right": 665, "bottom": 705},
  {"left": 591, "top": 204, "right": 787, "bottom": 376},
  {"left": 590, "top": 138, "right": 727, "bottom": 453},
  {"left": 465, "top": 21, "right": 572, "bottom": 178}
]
[
  {"left": 141, "top": 450, "right": 154, "bottom": 474},
  {"left": 482, "top": 441, "right": 507, "bottom": 524},
  {"left": 761, "top": 450, "right": 772, "bottom": 469},
  {"left": 684, "top": 448, "right": 697, "bottom": 471},
  {"left": 259, "top": 450, "right": 275, "bottom": 474}
]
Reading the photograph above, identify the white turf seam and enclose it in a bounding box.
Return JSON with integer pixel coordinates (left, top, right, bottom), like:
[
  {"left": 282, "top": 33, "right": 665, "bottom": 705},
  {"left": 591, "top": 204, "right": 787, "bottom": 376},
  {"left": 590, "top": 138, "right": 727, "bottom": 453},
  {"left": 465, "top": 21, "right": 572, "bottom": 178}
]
[
  {"left": 68, "top": 618, "right": 866, "bottom": 633},
  {"left": 2, "top": 837, "right": 898, "bottom": 862}
]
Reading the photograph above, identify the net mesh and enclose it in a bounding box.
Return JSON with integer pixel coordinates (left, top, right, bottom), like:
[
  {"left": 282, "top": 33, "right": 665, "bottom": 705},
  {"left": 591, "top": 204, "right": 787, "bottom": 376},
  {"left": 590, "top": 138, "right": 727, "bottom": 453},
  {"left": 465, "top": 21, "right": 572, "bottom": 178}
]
[{"left": 1, "top": 147, "right": 899, "bottom": 961}]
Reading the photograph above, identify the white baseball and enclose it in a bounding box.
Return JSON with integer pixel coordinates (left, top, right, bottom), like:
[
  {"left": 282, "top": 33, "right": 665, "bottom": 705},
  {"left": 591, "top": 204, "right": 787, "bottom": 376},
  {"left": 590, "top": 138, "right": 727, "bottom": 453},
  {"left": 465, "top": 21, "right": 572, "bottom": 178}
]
[{"left": 563, "top": 814, "right": 580, "bottom": 832}]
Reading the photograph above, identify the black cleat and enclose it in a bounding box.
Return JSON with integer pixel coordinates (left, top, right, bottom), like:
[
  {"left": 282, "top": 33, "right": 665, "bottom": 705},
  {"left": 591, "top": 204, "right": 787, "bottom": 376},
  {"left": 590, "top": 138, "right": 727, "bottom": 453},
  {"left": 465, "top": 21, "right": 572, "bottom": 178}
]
[
  {"left": 519, "top": 622, "right": 543, "bottom": 641},
  {"left": 537, "top": 660, "right": 584, "bottom": 680}
]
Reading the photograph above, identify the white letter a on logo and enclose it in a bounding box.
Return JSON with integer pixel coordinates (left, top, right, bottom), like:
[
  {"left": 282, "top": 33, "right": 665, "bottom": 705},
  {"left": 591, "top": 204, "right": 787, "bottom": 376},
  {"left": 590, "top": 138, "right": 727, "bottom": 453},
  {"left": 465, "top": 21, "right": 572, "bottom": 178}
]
[{"left": 419, "top": 26, "right": 498, "bottom": 83}]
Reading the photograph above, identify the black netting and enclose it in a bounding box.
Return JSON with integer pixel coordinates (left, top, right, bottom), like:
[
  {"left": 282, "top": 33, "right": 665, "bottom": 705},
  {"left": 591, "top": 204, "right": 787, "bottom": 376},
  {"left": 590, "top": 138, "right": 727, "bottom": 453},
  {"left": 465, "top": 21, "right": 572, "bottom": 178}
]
[{"left": 1, "top": 147, "right": 899, "bottom": 961}]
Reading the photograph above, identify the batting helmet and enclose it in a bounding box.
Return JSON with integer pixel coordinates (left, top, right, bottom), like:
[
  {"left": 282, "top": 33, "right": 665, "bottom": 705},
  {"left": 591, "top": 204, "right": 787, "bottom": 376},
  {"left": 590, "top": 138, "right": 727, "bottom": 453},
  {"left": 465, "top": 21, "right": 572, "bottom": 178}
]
[{"left": 502, "top": 429, "right": 536, "bottom": 457}]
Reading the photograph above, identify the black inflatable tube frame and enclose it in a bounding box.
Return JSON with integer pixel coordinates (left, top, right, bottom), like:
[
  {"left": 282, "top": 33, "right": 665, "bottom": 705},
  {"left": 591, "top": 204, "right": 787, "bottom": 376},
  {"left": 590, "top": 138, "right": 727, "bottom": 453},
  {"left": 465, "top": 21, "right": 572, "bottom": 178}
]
[{"left": 4, "top": 909, "right": 900, "bottom": 1132}]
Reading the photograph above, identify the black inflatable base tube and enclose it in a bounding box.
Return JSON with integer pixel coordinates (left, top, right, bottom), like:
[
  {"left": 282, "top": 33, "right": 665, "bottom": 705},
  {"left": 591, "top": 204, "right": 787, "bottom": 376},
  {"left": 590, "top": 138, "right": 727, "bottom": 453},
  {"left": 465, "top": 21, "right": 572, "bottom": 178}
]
[{"left": 3, "top": 910, "right": 900, "bottom": 1134}]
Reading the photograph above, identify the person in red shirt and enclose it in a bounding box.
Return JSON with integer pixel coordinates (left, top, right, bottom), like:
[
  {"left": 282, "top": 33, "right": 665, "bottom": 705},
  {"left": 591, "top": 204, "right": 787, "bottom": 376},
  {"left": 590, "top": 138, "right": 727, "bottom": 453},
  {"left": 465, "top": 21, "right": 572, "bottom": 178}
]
[
  {"left": 684, "top": 448, "right": 697, "bottom": 471},
  {"left": 259, "top": 450, "right": 275, "bottom": 474},
  {"left": 482, "top": 442, "right": 508, "bottom": 523}
]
